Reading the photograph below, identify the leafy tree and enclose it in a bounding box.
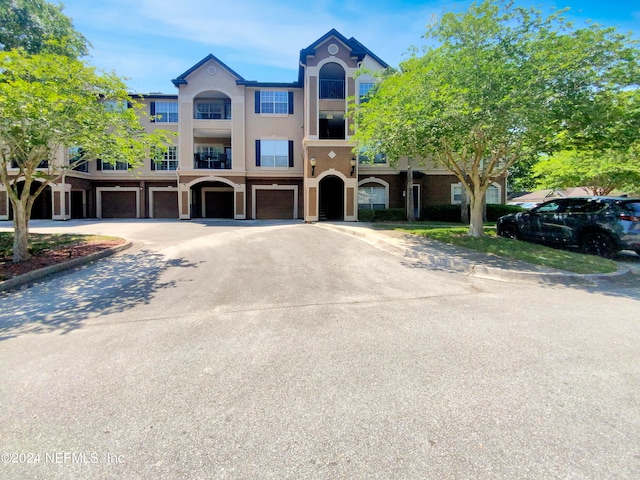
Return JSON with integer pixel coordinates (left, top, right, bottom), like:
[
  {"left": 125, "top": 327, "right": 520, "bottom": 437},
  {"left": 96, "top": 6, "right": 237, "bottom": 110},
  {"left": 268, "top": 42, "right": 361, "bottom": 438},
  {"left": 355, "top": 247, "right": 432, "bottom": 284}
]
[
  {"left": 352, "top": 0, "right": 640, "bottom": 236},
  {"left": 533, "top": 148, "right": 640, "bottom": 196},
  {"left": 0, "top": 0, "right": 88, "bottom": 57},
  {"left": 0, "top": 50, "right": 172, "bottom": 262}
]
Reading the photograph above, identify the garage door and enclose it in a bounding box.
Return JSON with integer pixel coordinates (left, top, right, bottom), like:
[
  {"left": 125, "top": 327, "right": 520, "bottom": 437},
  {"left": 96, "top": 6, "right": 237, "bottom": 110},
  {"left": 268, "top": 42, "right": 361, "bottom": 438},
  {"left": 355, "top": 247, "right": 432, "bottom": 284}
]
[
  {"left": 255, "top": 189, "right": 295, "bottom": 219},
  {"left": 100, "top": 191, "right": 137, "bottom": 218},
  {"left": 152, "top": 191, "right": 179, "bottom": 218}
]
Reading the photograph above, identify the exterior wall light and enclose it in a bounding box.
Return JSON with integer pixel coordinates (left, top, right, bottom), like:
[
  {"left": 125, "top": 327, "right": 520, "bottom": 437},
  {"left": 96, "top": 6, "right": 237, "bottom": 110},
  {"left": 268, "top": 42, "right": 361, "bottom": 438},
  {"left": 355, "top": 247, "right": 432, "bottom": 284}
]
[
  {"left": 310, "top": 157, "right": 316, "bottom": 176},
  {"left": 350, "top": 157, "right": 356, "bottom": 176}
]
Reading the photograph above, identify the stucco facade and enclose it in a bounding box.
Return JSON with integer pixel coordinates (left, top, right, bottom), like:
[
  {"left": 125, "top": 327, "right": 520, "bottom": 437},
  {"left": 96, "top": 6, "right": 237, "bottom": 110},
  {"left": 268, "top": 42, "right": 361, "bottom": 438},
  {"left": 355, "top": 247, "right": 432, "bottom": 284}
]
[{"left": 0, "top": 29, "right": 506, "bottom": 222}]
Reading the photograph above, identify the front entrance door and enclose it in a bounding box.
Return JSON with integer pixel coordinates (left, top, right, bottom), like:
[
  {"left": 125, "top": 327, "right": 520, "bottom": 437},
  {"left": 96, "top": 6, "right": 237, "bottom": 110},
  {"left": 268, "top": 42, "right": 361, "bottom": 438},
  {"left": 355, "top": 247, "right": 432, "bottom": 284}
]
[{"left": 319, "top": 176, "right": 344, "bottom": 221}]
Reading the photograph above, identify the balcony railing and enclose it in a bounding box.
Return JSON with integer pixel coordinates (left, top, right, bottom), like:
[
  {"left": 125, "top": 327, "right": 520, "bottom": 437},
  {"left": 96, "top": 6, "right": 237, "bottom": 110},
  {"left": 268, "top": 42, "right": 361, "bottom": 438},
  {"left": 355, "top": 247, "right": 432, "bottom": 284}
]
[
  {"left": 194, "top": 153, "right": 230, "bottom": 169},
  {"left": 319, "top": 79, "right": 345, "bottom": 99}
]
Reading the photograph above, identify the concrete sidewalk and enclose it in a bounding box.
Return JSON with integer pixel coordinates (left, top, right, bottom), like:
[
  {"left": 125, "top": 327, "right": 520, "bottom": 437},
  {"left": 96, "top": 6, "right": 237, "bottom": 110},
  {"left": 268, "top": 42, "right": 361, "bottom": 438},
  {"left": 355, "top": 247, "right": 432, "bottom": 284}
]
[{"left": 315, "top": 222, "right": 634, "bottom": 285}]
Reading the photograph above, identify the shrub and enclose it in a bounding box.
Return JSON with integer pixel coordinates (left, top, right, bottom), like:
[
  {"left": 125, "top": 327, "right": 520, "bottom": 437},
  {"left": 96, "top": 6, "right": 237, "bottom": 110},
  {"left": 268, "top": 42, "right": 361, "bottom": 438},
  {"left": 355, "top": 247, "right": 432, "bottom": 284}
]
[
  {"left": 486, "top": 204, "right": 525, "bottom": 221},
  {"left": 358, "top": 208, "right": 406, "bottom": 222},
  {"left": 358, "top": 209, "right": 376, "bottom": 222},
  {"left": 422, "top": 205, "right": 463, "bottom": 223},
  {"left": 422, "top": 204, "right": 526, "bottom": 222}
]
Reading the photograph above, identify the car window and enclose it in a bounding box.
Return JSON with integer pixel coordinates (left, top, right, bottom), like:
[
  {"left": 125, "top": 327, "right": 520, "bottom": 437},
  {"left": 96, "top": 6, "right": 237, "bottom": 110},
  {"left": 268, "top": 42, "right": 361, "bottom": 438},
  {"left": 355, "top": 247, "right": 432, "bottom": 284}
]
[
  {"left": 564, "top": 200, "right": 606, "bottom": 213},
  {"left": 533, "top": 201, "right": 563, "bottom": 213},
  {"left": 622, "top": 201, "right": 640, "bottom": 214}
]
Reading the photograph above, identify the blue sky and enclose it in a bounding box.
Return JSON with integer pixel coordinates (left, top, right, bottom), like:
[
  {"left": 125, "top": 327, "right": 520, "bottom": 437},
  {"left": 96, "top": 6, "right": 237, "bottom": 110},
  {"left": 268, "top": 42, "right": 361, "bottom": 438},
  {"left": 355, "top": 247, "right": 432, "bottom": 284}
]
[{"left": 58, "top": 0, "right": 639, "bottom": 94}]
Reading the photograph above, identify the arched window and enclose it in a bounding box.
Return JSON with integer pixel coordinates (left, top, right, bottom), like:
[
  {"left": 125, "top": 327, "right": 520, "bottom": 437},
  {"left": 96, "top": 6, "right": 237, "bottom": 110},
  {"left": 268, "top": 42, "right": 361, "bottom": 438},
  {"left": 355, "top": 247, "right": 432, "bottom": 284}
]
[{"left": 319, "top": 62, "right": 345, "bottom": 99}]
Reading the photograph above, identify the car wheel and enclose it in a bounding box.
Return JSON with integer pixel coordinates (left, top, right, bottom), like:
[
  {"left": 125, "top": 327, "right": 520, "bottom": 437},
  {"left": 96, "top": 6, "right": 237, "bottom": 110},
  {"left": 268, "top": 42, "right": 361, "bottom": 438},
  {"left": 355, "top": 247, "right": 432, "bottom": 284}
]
[
  {"left": 498, "top": 223, "right": 519, "bottom": 240},
  {"left": 580, "top": 231, "right": 617, "bottom": 258}
]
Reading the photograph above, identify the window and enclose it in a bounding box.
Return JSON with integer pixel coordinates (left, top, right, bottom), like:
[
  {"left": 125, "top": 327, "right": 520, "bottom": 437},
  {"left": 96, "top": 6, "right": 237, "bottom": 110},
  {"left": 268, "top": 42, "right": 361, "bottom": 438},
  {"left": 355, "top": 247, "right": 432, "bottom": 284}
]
[
  {"left": 358, "top": 152, "right": 386, "bottom": 165},
  {"left": 534, "top": 201, "right": 563, "bottom": 214},
  {"left": 451, "top": 184, "right": 463, "bottom": 204},
  {"left": 195, "top": 102, "right": 227, "bottom": 120},
  {"left": 97, "top": 159, "right": 128, "bottom": 171},
  {"left": 486, "top": 184, "right": 500, "bottom": 204},
  {"left": 451, "top": 183, "right": 501, "bottom": 204},
  {"left": 152, "top": 146, "right": 178, "bottom": 171},
  {"left": 358, "top": 186, "right": 386, "bottom": 210},
  {"left": 256, "top": 140, "right": 294, "bottom": 168},
  {"left": 103, "top": 100, "right": 128, "bottom": 112},
  {"left": 69, "top": 147, "right": 88, "bottom": 172},
  {"left": 359, "top": 83, "right": 375, "bottom": 102},
  {"left": 152, "top": 102, "right": 178, "bottom": 122},
  {"left": 194, "top": 145, "right": 229, "bottom": 169},
  {"left": 254, "top": 91, "right": 294, "bottom": 114}
]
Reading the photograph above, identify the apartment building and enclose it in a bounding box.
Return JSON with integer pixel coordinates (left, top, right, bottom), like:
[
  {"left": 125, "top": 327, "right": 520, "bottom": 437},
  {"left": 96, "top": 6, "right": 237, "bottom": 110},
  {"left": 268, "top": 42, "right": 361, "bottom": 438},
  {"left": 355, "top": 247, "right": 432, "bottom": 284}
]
[{"left": 0, "top": 29, "right": 505, "bottom": 222}]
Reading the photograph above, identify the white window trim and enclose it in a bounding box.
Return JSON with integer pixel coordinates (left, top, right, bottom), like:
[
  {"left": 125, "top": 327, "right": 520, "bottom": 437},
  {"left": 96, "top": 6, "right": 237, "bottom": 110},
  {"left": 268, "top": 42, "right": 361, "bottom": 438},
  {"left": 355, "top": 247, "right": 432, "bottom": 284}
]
[
  {"left": 259, "top": 139, "right": 290, "bottom": 169},
  {"left": 451, "top": 182, "right": 502, "bottom": 204},
  {"left": 259, "top": 91, "right": 289, "bottom": 116},
  {"left": 357, "top": 177, "right": 389, "bottom": 209},
  {"left": 155, "top": 101, "right": 179, "bottom": 123}
]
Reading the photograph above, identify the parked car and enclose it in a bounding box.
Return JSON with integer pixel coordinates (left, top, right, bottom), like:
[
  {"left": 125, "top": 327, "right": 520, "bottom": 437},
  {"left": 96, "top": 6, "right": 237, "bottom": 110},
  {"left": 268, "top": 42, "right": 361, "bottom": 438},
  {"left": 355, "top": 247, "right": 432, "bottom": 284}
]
[{"left": 496, "top": 197, "right": 640, "bottom": 257}]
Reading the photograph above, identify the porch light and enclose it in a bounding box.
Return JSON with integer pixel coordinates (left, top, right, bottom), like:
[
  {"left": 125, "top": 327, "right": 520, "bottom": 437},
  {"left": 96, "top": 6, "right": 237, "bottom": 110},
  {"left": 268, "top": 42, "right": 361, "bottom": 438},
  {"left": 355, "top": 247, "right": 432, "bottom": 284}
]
[
  {"left": 350, "top": 157, "right": 356, "bottom": 176},
  {"left": 310, "top": 157, "right": 316, "bottom": 176}
]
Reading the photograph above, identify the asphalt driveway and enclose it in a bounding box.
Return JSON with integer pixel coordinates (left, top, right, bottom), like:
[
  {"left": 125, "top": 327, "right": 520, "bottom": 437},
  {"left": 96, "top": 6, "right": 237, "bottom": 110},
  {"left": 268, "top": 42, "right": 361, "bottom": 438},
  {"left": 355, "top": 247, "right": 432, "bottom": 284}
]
[{"left": 1, "top": 220, "right": 639, "bottom": 479}]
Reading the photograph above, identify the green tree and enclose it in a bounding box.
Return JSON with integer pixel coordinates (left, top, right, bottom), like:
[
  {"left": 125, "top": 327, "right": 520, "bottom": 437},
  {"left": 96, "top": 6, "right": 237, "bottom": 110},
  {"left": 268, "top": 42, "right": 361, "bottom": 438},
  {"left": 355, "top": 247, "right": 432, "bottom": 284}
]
[
  {"left": 352, "top": 0, "right": 639, "bottom": 236},
  {"left": 533, "top": 148, "right": 640, "bottom": 196},
  {"left": 0, "top": 0, "right": 88, "bottom": 57},
  {"left": 0, "top": 50, "right": 172, "bottom": 262}
]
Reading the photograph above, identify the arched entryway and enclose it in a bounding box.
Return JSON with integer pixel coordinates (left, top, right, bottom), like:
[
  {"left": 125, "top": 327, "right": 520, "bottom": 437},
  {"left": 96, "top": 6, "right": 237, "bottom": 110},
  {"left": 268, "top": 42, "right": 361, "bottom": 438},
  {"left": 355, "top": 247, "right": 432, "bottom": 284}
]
[
  {"left": 9, "top": 181, "right": 52, "bottom": 219},
  {"left": 190, "top": 181, "right": 234, "bottom": 219},
  {"left": 319, "top": 175, "right": 344, "bottom": 221}
]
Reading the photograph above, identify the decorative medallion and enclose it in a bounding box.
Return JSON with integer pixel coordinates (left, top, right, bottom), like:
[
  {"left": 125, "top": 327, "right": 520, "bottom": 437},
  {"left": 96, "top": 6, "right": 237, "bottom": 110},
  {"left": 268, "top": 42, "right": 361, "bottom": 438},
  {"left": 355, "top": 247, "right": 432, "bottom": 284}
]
[
  {"left": 207, "top": 66, "right": 217, "bottom": 75},
  {"left": 328, "top": 151, "right": 336, "bottom": 159},
  {"left": 328, "top": 44, "right": 339, "bottom": 55}
]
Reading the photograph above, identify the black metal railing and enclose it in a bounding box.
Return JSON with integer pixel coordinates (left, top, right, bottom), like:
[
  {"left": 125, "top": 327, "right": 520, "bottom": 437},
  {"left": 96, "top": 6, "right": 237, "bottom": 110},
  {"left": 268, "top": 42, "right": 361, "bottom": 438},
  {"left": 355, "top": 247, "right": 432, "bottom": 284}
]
[
  {"left": 193, "top": 153, "right": 230, "bottom": 169},
  {"left": 319, "top": 79, "right": 345, "bottom": 99}
]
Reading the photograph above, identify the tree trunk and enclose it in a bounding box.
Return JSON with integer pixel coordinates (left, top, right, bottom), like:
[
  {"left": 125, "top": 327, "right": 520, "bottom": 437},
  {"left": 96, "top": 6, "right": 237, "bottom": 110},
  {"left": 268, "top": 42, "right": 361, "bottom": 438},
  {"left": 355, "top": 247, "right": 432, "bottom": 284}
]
[
  {"left": 460, "top": 186, "right": 469, "bottom": 224},
  {"left": 406, "top": 163, "right": 415, "bottom": 222},
  {"left": 468, "top": 195, "right": 485, "bottom": 237},
  {"left": 12, "top": 201, "right": 31, "bottom": 263}
]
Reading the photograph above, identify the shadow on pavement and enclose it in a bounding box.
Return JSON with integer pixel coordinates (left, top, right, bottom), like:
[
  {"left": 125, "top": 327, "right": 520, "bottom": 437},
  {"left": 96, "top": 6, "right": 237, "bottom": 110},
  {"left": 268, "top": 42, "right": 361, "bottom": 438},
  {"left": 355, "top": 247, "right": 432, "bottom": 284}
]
[{"left": 0, "top": 249, "right": 198, "bottom": 341}]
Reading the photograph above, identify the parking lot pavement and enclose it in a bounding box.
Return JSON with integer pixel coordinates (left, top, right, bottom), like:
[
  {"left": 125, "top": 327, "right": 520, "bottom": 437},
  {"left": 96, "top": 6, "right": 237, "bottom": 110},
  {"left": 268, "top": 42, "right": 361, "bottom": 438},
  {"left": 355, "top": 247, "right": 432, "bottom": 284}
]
[
  {"left": 615, "top": 250, "right": 640, "bottom": 274},
  {"left": 1, "top": 220, "right": 639, "bottom": 479}
]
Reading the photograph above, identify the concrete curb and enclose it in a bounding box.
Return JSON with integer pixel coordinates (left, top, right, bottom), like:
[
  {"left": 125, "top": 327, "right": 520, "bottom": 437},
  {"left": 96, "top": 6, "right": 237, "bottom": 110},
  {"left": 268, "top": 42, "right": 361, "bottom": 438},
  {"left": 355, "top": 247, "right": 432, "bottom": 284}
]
[
  {"left": 0, "top": 240, "right": 133, "bottom": 292},
  {"left": 315, "top": 223, "right": 633, "bottom": 285}
]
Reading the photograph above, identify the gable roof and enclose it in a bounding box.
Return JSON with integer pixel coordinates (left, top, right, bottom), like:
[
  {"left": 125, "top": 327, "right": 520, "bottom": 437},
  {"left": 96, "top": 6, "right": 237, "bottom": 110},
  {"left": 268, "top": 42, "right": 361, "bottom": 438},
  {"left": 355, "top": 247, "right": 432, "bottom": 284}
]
[
  {"left": 171, "top": 53, "right": 245, "bottom": 87},
  {"left": 298, "top": 28, "right": 389, "bottom": 84}
]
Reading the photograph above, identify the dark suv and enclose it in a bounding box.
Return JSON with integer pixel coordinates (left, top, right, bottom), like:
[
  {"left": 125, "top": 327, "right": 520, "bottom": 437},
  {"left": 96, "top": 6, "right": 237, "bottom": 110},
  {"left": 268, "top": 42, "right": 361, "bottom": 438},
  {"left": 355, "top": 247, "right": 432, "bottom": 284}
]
[{"left": 496, "top": 197, "right": 640, "bottom": 257}]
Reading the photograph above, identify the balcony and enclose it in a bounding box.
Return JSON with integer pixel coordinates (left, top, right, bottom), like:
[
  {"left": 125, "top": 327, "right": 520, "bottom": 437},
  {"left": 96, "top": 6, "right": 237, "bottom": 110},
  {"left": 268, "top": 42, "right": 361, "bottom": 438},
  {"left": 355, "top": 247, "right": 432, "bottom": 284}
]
[
  {"left": 194, "top": 153, "right": 230, "bottom": 170},
  {"left": 320, "top": 79, "right": 345, "bottom": 99}
]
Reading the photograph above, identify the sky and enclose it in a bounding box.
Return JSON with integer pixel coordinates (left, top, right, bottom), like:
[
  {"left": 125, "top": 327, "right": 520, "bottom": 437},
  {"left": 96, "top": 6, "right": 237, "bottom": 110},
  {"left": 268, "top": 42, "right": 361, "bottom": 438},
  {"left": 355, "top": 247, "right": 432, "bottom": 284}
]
[{"left": 57, "top": 0, "right": 640, "bottom": 94}]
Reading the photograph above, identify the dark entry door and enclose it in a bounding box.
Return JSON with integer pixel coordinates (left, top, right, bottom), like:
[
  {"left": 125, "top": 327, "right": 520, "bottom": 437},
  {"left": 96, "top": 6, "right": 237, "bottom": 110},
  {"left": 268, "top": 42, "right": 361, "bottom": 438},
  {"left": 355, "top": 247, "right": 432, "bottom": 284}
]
[{"left": 319, "top": 176, "right": 344, "bottom": 221}]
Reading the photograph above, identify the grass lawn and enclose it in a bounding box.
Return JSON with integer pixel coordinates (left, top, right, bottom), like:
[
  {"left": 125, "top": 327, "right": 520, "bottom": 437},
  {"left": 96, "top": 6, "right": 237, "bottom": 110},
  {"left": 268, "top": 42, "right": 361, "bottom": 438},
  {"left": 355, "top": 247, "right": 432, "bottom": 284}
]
[
  {"left": 377, "top": 222, "right": 619, "bottom": 274},
  {"left": 0, "top": 232, "right": 120, "bottom": 258}
]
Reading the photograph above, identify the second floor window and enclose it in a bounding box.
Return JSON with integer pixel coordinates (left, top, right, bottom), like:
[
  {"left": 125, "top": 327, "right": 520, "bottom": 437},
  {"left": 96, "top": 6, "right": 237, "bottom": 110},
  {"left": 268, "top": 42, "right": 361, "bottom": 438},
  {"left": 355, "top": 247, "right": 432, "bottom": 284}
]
[
  {"left": 194, "top": 101, "right": 231, "bottom": 120},
  {"left": 152, "top": 146, "right": 178, "bottom": 171},
  {"left": 255, "top": 139, "right": 294, "bottom": 168},
  {"left": 153, "top": 102, "right": 178, "bottom": 122},
  {"left": 97, "top": 159, "right": 128, "bottom": 171},
  {"left": 358, "top": 151, "right": 386, "bottom": 164},
  {"left": 359, "top": 83, "right": 375, "bottom": 102},
  {"left": 69, "top": 147, "right": 88, "bottom": 172},
  {"left": 254, "top": 90, "right": 294, "bottom": 114}
]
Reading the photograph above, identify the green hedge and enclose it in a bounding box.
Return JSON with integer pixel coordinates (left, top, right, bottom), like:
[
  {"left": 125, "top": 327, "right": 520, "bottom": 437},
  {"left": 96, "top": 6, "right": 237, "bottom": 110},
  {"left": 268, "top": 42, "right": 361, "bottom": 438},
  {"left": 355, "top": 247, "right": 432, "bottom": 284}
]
[
  {"left": 422, "top": 204, "right": 525, "bottom": 223},
  {"left": 358, "top": 208, "right": 406, "bottom": 222},
  {"left": 486, "top": 204, "right": 525, "bottom": 221}
]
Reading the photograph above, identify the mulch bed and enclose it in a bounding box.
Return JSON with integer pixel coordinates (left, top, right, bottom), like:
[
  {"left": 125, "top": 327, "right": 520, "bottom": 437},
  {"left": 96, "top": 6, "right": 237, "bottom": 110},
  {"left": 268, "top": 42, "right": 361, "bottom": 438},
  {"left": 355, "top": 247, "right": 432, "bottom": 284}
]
[{"left": 0, "top": 239, "right": 126, "bottom": 281}]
